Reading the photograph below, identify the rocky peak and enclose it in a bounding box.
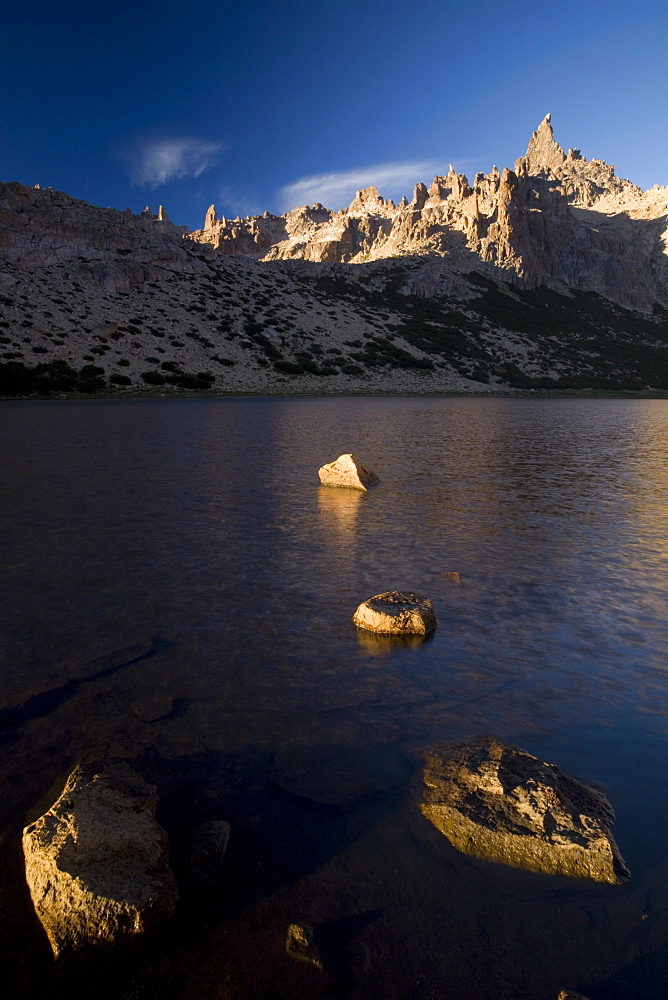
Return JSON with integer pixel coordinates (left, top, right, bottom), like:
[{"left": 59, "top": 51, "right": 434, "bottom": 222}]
[
  {"left": 524, "top": 113, "right": 567, "bottom": 173},
  {"left": 411, "top": 182, "right": 428, "bottom": 210},
  {"left": 347, "top": 185, "right": 388, "bottom": 215},
  {"left": 204, "top": 203, "right": 217, "bottom": 229}
]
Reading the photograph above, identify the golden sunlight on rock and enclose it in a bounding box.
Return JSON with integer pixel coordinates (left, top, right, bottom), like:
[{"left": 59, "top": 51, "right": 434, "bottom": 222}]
[
  {"left": 318, "top": 453, "right": 380, "bottom": 491},
  {"left": 353, "top": 591, "right": 436, "bottom": 635}
]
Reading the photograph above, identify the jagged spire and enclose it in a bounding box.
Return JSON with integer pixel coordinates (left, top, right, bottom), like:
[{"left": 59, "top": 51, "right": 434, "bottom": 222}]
[{"left": 524, "top": 113, "right": 566, "bottom": 172}]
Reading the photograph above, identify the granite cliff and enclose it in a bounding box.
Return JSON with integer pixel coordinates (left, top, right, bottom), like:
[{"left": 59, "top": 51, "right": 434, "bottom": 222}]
[{"left": 0, "top": 116, "right": 667, "bottom": 395}]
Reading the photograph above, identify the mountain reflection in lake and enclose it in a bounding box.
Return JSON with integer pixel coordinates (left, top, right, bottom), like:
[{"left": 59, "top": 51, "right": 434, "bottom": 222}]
[{"left": 1, "top": 396, "right": 667, "bottom": 999}]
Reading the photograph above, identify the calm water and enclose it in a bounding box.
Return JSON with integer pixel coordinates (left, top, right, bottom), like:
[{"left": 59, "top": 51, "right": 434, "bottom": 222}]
[{"left": 1, "top": 396, "right": 667, "bottom": 999}]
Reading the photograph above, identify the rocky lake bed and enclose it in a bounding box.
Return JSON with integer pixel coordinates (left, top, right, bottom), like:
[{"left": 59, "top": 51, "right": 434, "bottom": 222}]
[{"left": 1, "top": 394, "right": 667, "bottom": 998}]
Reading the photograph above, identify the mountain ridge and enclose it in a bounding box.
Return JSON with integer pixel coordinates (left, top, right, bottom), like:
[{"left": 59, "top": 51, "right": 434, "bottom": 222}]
[
  {"left": 0, "top": 116, "right": 667, "bottom": 396},
  {"left": 191, "top": 114, "right": 668, "bottom": 312}
]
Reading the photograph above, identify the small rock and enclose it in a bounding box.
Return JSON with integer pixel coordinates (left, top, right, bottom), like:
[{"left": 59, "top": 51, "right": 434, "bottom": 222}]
[
  {"left": 22, "top": 762, "right": 178, "bottom": 959},
  {"left": 183, "top": 820, "right": 231, "bottom": 887},
  {"left": 318, "top": 453, "right": 379, "bottom": 491},
  {"left": 557, "top": 992, "right": 591, "bottom": 1000},
  {"left": 285, "top": 922, "right": 323, "bottom": 969},
  {"left": 352, "top": 591, "right": 436, "bottom": 635},
  {"left": 418, "top": 737, "right": 630, "bottom": 884},
  {"left": 442, "top": 571, "right": 461, "bottom": 584}
]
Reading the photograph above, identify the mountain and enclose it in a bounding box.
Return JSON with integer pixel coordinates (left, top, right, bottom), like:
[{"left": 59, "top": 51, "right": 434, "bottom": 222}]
[
  {"left": 1, "top": 116, "right": 667, "bottom": 396},
  {"left": 191, "top": 114, "right": 668, "bottom": 313}
]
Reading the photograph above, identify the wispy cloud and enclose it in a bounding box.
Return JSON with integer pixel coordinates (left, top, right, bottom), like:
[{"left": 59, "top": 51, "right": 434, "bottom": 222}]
[
  {"left": 278, "top": 160, "right": 445, "bottom": 212},
  {"left": 123, "top": 136, "right": 226, "bottom": 188},
  {"left": 217, "top": 185, "right": 263, "bottom": 220}
]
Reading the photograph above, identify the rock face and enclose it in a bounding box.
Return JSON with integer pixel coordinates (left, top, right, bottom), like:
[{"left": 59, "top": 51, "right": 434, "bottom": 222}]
[
  {"left": 318, "top": 453, "right": 379, "bottom": 491},
  {"left": 190, "top": 115, "right": 668, "bottom": 312},
  {"left": 0, "top": 180, "right": 195, "bottom": 292},
  {"left": 418, "top": 737, "right": 630, "bottom": 884},
  {"left": 22, "top": 763, "right": 178, "bottom": 959},
  {"left": 352, "top": 591, "right": 436, "bottom": 635}
]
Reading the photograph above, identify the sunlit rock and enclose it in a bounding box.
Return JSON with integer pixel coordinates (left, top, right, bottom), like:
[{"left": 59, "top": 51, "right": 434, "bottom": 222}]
[
  {"left": 318, "top": 453, "right": 379, "bottom": 491},
  {"left": 352, "top": 591, "right": 436, "bottom": 635},
  {"left": 418, "top": 737, "right": 630, "bottom": 884},
  {"left": 285, "top": 922, "right": 323, "bottom": 969},
  {"left": 22, "top": 762, "right": 178, "bottom": 959}
]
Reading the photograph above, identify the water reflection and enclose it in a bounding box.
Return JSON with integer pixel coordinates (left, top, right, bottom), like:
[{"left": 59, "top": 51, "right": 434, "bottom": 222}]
[
  {"left": 316, "top": 483, "right": 364, "bottom": 532},
  {"left": 355, "top": 628, "right": 432, "bottom": 656}
]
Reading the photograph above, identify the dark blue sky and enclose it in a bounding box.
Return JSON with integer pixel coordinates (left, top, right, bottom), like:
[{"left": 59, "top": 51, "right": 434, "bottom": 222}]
[{"left": 2, "top": 1, "right": 667, "bottom": 230}]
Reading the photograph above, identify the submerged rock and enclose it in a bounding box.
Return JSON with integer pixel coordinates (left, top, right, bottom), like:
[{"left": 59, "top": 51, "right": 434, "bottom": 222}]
[
  {"left": 318, "top": 453, "right": 379, "bottom": 491},
  {"left": 271, "top": 743, "right": 413, "bottom": 805},
  {"left": 418, "top": 737, "right": 629, "bottom": 884},
  {"left": 183, "top": 819, "right": 231, "bottom": 888},
  {"left": 285, "top": 922, "right": 323, "bottom": 969},
  {"left": 131, "top": 693, "right": 175, "bottom": 723},
  {"left": 22, "top": 762, "right": 178, "bottom": 959},
  {"left": 352, "top": 591, "right": 436, "bottom": 635}
]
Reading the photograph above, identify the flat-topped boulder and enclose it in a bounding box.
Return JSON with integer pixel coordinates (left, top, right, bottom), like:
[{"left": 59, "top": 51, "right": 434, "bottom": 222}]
[
  {"left": 22, "top": 762, "right": 178, "bottom": 959},
  {"left": 418, "top": 737, "right": 629, "bottom": 884},
  {"left": 318, "top": 453, "right": 379, "bottom": 491},
  {"left": 352, "top": 591, "right": 436, "bottom": 635}
]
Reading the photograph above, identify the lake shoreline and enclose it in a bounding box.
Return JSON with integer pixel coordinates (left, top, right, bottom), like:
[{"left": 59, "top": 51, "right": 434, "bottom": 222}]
[{"left": 3, "top": 387, "right": 668, "bottom": 402}]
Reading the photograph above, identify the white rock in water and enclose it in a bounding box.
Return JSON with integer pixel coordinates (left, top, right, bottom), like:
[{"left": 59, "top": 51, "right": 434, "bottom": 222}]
[
  {"left": 318, "top": 453, "right": 379, "bottom": 491},
  {"left": 22, "top": 762, "right": 178, "bottom": 959},
  {"left": 419, "top": 737, "right": 630, "bottom": 885},
  {"left": 352, "top": 591, "right": 436, "bottom": 635}
]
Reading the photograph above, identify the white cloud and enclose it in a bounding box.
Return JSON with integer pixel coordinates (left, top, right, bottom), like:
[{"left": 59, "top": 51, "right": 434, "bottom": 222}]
[
  {"left": 278, "top": 160, "right": 445, "bottom": 213},
  {"left": 124, "top": 136, "right": 226, "bottom": 188}
]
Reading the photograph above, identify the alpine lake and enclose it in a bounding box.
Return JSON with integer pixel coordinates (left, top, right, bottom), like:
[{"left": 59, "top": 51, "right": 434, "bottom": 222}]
[{"left": 1, "top": 395, "right": 667, "bottom": 999}]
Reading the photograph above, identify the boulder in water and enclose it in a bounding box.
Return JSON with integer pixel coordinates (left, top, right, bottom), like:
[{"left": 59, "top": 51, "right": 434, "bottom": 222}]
[
  {"left": 22, "top": 762, "right": 178, "bottom": 959},
  {"left": 352, "top": 591, "right": 436, "bottom": 635},
  {"left": 418, "top": 737, "right": 629, "bottom": 884},
  {"left": 318, "top": 453, "right": 379, "bottom": 491}
]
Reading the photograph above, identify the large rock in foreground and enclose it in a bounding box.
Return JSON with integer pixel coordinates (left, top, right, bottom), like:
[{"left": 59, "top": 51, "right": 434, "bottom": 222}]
[
  {"left": 318, "top": 453, "right": 379, "bottom": 491},
  {"left": 353, "top": 591, "right": 436, "bottom": 635},
  {"left": 418, "top": 737, "right": 629, "bottom": 884},
  {"left": 23, "top": 763, "right": 178, "bottom": 959}
]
